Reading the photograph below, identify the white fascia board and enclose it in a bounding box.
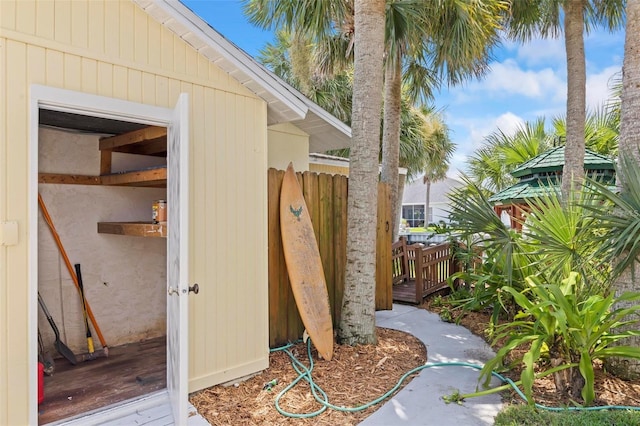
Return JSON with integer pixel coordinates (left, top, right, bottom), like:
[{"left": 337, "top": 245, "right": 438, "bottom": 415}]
[{"left": 142, "top": 0, "right": 308, "bottom": 122}]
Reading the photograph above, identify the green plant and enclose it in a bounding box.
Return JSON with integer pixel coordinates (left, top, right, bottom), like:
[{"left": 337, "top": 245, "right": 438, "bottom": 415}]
[
  {"left": 442, "top": 389, "right": 464, "bottom": 405},
  {"left": 495, "top": 405, "right": 640, "bottom": 426},
  {"left": 480, "top": 272, "right": 640, "bottom": 406},
  {"left": 431, "top": 294, "right": 446, "bottom": 307},
  {"left": 447, "top": 177, "right": 534, "bottom": 321},
  {"left": 439, "top": 307, "right": 453, "bottom": 323}
]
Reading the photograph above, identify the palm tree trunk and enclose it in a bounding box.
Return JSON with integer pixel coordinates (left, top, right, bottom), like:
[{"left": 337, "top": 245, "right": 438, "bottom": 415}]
[
  {"left": 338, "top": 0, "right": 386, "bottom": 346},
  {"left": 561, "top": 0, "right": 586, "bottom": 202},
  {"left": 381, "top": 54, "right": 403, "bottom": 243},
  {"left": 606, "top": 0, "right": 640, "bottom": 380}
]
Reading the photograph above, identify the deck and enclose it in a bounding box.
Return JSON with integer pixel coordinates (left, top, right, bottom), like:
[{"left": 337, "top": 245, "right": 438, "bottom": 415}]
[{"left": 391, "top": 238, "right": 457, "bottom": 304}]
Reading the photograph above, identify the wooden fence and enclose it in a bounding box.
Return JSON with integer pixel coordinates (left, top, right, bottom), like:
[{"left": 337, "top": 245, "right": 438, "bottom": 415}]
[{"left": 268, "top": 168, "right": 392, "bottom": 347}]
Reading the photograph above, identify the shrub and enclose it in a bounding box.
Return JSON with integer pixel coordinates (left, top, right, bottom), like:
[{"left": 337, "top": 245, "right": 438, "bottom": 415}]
[{"left": 480, "top": 272, "right": 640, "bottom": 405}]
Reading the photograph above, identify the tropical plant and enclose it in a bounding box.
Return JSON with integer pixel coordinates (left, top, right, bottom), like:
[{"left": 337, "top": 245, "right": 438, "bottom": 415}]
[
  {"left": 448, "top": 175, "right": 613, "bottom": 327},
  {"left": 552, "top": 104, "right": 620, "bottom": 158},
  {"left": 447, "top": 176, "right": 533, "bottom": 323},
  {"left": 521, "top": 184, "right": 610, "bottom": 297},
  {"left": 467, "top": 118, "right": 554, "bottom": 193},
  {"left": 584, "top": 161, "right": 640, "bottom": 379},
  {"left": 479, "top": 272, "right": 640, "bottom": 405}
]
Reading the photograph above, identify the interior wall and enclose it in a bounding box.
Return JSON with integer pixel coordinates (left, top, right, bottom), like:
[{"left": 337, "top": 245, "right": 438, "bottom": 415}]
[{"left": 38, "top": 127, "right": 167, "bottom": 354}]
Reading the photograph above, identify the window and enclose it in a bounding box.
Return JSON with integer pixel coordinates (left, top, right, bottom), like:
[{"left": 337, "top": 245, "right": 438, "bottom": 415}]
[{"left": 402, "top": 205, "right": 425, "bottom": 228}]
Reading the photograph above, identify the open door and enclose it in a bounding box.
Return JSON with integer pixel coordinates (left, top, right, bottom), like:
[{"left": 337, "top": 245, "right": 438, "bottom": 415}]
[{"left": 167, "top": 93, "right": 190, "bottom": 424}]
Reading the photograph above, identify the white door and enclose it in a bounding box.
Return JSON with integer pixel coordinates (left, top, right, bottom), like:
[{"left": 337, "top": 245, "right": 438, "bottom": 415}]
[{"left": 167, "top": 93, "right": 190, "bottom": 424}]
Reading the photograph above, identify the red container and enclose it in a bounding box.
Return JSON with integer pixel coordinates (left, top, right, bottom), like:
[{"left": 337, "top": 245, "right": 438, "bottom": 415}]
[{"left": 38, "top": 362, "right": 44, "bottom": 404}]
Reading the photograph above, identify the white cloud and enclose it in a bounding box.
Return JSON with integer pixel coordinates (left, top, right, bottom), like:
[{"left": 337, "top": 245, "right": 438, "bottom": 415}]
[
  {"left": 481, "top": 60, "right": 566, "bottom": 101},
  {"left": 586, "top": 65, "right": 621, "bottom": 110},
  {"left": 456, "top": 112, "right": 526, "bottom": 149},
  {"left": 449, "top": 59, "right": 566, "bottom": 105},
  {"left": 445, "top": 111, "right": 526, "bottom": 178},
  {"left": 494, "top": 112, "right": 526, "bottom": 136},
  {"left": 516, "top": 37, "right": 566, "bottom": 67}
]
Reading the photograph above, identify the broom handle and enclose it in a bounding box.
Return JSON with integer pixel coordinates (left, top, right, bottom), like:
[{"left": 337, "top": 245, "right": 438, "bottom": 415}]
[{"left": 38, "top": 194, "right": 108, "bottom": 350}]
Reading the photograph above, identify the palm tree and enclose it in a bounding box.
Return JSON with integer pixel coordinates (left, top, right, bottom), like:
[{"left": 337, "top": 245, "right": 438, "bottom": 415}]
[
  {"left": 337, "top": 0, "right": 386, "bottom": 345},
  {"left": 257, "top": 30, "right": 353, "bottom": 124},
  {"left": 420, "top": 114, "right": 455, "bottom": 226},
  {"left": 552, "top": 104, "right": 620, "bottom": 157},
  {"left": 604, "top": 0, "right": 640, "bottom": 380},
  {"left": 256, "top": 28, "right": 455, "bottom": 242},
  {"left": 381, "top": 0, "right": 505, "bottom": 243},
  {"left": 467, "top": 118, "right": 554, "bottom": 193},
  {"left": 504, "top": 0, "right": 626, "bottom": 202},
  {"left": 467, "top": 99, "right": 621, "bottom": 195}
]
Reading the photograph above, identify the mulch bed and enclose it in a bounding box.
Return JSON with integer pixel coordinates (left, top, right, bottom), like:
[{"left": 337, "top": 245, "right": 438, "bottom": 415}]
[
  {"left": 190, "top": 297, "right": 640, "bottom": 425},
  {"left": 190, "top": 328, "right": 427, "bottom": 425}
]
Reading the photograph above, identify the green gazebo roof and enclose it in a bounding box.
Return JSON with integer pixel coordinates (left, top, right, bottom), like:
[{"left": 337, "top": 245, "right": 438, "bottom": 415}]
[
  {"left": 488, "top": 179, "right": 560, "bottom": 204},
  {"left": 511, "top": 146, "right": 614, "bottom": 178},
  {"left": 489, "top": 146, "right": 616, "bottom": 205}
]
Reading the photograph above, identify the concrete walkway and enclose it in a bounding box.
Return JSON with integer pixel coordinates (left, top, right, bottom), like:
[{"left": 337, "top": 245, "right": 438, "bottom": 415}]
[{"left": 360, "top": 304, "right": 504, "bottom": 426}]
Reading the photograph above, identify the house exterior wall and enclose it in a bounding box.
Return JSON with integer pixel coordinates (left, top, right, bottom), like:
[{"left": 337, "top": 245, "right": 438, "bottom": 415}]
[
  {"left": 308, "top": 163, "right": 350, "bottom": 176},
  {"left": 267, "top": 123, "right": 309, "bottom": 171},
  {"left": 0, "top": 1, "right": 269, "bottom": 423}
]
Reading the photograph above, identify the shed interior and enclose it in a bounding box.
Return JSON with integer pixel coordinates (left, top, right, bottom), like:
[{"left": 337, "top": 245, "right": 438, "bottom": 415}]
[{"left": 37, "top": 110, "right": 171, "bottom": 424}]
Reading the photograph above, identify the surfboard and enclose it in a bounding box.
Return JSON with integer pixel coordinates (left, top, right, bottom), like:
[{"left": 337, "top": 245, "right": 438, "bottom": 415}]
[{"left": 280, "top": 163, "right": 334, "bottom": 361}]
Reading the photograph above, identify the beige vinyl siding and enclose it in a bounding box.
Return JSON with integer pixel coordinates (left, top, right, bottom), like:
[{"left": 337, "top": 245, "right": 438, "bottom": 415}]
[
  {"left": 267, "top": 123, "right": 310, "bottom": 171},
  {"left": 1, "top": 1, "right": 269, "bottom": 423}
]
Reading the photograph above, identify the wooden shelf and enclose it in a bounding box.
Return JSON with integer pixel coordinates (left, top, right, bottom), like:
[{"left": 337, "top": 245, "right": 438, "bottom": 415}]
[
  {"left": 99, "top": 126, "right": 167, "bottom": 157},
  {"left": 97, "top": 222, "right": 167, "bottom": 238},
  {"left": 39, "top": 167, "right": 166, "bottom": 187},
  {"left": 39, "top": 173, "right": 101, "bottom": 185},
  {"left": 100, "top": 167, "right": 167, "bottom": 187}
]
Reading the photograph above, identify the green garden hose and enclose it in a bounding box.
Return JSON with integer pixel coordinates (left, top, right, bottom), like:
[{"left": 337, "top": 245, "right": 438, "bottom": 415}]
[{"left": 269, "top": 340, "right": 640, "bottom": 419}]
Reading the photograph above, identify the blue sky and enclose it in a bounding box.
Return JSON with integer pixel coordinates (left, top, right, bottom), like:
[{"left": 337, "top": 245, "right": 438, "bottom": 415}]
[{"left": 181, "top": 0, "right": 625, "bottom": 178}]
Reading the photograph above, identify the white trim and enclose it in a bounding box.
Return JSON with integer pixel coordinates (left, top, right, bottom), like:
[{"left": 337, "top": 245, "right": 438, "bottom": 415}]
[
  {"left": 49, "top": 390, "right": 169, "bottom": 426},
  {"left": 29, "top": 85, "right": 177, "bottom": 424}
]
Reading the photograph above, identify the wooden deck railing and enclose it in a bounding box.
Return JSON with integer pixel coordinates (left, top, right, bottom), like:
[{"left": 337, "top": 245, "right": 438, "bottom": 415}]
[{"left": 391, "top": 237, "right": 458, "bottom": 304}]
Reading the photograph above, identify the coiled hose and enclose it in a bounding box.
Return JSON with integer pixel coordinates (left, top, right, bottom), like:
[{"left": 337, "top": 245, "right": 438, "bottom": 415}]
[{"left": 269, "top": 340, "right": 640, "bottom": 419}]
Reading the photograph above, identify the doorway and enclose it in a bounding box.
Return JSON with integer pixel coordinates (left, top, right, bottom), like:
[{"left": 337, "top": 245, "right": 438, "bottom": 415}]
[{"left": 29, "top": 86, "right": 189, "bottom": 425}]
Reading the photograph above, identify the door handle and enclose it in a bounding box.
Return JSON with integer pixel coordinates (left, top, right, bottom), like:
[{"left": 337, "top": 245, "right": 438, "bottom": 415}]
[
  {"left": 188, "top": 284, "right": 199, "bottom": 294},
  {"left": 168, "top": 286, "right": 179, "bottom": 296}
]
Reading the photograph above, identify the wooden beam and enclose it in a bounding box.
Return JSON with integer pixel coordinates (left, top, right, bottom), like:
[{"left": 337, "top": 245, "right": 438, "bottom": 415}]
[{"left": 100, "top": 150, "right": 112, "bottom": 175}]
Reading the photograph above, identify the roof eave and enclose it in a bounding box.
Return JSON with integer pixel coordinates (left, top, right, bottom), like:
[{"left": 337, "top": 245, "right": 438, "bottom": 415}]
[{"left": 136, "top": 0, "right": 309, "bottom": 124}]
